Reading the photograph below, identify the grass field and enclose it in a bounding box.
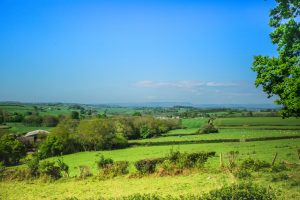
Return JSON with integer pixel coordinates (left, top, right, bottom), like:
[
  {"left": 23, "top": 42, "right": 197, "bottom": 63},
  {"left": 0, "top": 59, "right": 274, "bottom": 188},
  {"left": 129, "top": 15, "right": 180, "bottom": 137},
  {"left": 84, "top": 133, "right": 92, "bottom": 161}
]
[
  {"left": 1, "top": 116, "right": 300, "bottom": 199},
  {"left": 2, "top": 138, "right": 300, "bottom": 199},
  {"left": 181, "top": 117, "right": 208, "bottom": 128},
  {"left": 41, "top": 138, "right": 300, "bottom": 176},
  {"left": 131, "top": 129, "right": 300, "bottom": 144},
  {"left": 5, "top": 123, "right": 52, "bottom": 134},
  {"left": 215, "top": 117, "right": 300, "bottom": 128}
]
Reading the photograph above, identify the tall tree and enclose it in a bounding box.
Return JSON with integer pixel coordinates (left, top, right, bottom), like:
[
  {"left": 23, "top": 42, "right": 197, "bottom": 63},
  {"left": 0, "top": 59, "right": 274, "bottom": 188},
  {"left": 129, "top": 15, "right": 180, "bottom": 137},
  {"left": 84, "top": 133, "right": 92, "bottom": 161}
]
[{"left": 252, "top": 0, "right": 299, "bottom": 117}]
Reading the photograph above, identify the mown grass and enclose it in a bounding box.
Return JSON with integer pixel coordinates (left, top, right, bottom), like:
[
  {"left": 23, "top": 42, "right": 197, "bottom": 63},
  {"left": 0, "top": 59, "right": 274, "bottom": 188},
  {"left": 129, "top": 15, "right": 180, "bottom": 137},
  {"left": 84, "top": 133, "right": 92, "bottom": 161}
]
[
  {"left": 0, "top": 172, "right": 235, "bottom": 200},
  {"left": 1, "top": 171, "right": 299, "bottom": 200},
  {"left": 131, "top": 129, "right": 300, "bottom": 144},
  {"left": 39, "top": 138, "right": 300, "bottom": 177},
  {"left": 5, "top": 123, "right": 52, "bottom": 135},
  {"left": 215, "top": 117, "right": 300, "bottom": 127},
  {"left": 2, "top": 116, "right": 300, "bottom": 199},
  {"left": 181, "top": 118, "right": 208, "bottom": 128},
  {"left": 2, "top": 137, "right": 300, "bottom": 200},
  {"left": 165, "top": 128, "right": 198, "bottom": 135}
]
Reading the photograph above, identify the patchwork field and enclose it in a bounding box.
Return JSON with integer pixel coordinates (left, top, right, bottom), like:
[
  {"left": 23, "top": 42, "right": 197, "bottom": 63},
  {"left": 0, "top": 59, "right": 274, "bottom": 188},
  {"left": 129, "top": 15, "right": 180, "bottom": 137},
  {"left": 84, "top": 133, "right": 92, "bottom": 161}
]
[{"left": 1, "top": 116, "right": 300, "bottom": 200}]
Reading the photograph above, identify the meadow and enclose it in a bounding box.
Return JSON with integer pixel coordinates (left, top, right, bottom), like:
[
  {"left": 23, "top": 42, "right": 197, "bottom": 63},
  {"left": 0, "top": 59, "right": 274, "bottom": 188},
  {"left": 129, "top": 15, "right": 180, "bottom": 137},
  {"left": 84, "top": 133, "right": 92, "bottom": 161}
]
[
  {"left": 1, "top": 106, "right": 300, "bottom": 200},
  {"left": 1, "top": 138, "right": 300, "bottom": 200}
]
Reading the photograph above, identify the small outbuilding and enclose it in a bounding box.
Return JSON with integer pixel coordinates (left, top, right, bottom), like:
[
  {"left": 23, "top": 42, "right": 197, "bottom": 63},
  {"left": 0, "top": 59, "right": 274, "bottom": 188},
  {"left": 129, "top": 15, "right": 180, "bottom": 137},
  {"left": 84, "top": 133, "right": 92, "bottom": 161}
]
[{"left": 21, "top": 130, "right": 49, "bottom": 143}]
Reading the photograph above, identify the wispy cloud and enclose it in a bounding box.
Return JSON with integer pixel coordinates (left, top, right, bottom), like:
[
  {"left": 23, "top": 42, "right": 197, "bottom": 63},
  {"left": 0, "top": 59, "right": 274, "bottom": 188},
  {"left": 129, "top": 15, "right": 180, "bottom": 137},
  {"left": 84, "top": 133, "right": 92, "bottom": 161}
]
[
  {"left": 130, "top": 80, "right": 272, "bottom": 104},
  {"left": 134, "top": 80, "right": 239, "bottom": 89}
]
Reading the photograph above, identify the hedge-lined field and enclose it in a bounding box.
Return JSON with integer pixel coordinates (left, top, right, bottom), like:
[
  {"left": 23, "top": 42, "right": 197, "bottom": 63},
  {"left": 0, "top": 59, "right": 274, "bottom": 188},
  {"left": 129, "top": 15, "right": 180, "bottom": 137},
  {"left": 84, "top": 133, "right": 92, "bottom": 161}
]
[
  {"left": 131, "top": 129, "right": 300, "bottom": 144},
  {"left": 215, "top": 117, "right": 300, "bottom": 128},
  {"left": 1, "top": 138, "right": 300, "bottom": 199},
  {"left": 1, "top": 116, "right": 300, "bottom": 199},
  {"left": 37, "top": 138, "right": 300, "bottom": 176}
]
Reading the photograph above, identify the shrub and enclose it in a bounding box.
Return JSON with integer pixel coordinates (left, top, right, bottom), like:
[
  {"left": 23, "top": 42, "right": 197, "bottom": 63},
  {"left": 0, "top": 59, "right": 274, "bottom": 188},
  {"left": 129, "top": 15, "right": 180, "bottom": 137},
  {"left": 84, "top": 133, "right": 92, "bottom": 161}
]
[
  {"left": 240, "top": 158, "right": 271, "bottom": 171},
  {"left": 23, "top": 115, "right": 43, "bottom": 126},
  {"left": 111, "top": 134, "right": 128, "bottom": 149},
  {"left": 156, "top": 160, "right": 177, "bottom": 176},
  {"left": 202, "top": 182, "right": 276, "bottom": 200},
  {"left": 271, "top": 173, "right": 289, "bottom": 182},
  {"left": 57, "top": 158, "right": 69, "bottom": 177},
  {"left": 0, "top": 161, "right": 6, "bottom": 180},
  {"left": 0, "top": 134, "right": 26, "bottom": 166},
  {"left": 111, "top": 161, "right": 129, "bottom": 175},
  {"left": 39, "top": 161, "right": 62, "bottom": 180},
  {"left": 199, "top": 124, "right": 218, "bottom": 134},
  {"left": 38, "top": 136, "right": 64, "bottom": 159},
  {"left": 270, "top": 162, "right": 287, "bottom": 172},
  {"left": 233, "top": 169, "right": 252, "bottom": 179},
  {"left": 187, "top": 152, "right": 215, "bottom": 168},
  {"left": 27, "top": 156, "right": 40, "bottom": 177},
  {"left": 100, "top": 161, "right": 129, "bottom": 178},
  {"left": 78, "top": 165, "right": 92, "bottom": 179},
  {"left": 97, "top": 155, "right": 114, "bottom": 169},
  {"left": 134, "top": 158, "right": 164, "bottom": 174},
  {"left": 167, "top": 149, "right": 181, "bottom": 162},
  {"left": 43, "top": 115, "right": 59, "bottom": 127},
  {"left": 166, "top": 150, "right": 215, "bottom": 169}
]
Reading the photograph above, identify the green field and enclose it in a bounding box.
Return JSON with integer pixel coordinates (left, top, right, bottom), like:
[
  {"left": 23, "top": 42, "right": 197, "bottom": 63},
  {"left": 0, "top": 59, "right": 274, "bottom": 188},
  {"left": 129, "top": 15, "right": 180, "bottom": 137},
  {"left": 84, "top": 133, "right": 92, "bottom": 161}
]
[
  {"left": 215, "top": 117, "right": 300, "bottom": 129},
  {"left": 5, "top": 123, "right": 52, "bottom": 134},
  {"left": 1, "top": 116, "right": 300, "bottom": 199},
  {"left": 181, "top": 117, "right": 208, "bottom": 128},
  {"left": 2, "top": 138, "right": 300, "bottom": 199},
  {"left": 42, "top": 138, "right": 300, "bottom": 176},
  {"left": 131, "top": 129, "right": 300, "bottom": 144}
]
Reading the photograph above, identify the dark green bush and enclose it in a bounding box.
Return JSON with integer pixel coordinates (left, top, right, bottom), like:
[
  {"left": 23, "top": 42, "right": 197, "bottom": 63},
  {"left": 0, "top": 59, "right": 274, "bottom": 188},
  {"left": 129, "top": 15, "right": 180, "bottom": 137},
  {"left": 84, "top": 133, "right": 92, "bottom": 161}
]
[
  {"left": 135, "top": 151, "right": 216, "bottom": 175},
  {"left": 199, "top": 124, "right": 218, "bottom": 134},
  {"left": 100, "top": 161, "right": 129, "bottom": 178},
  {"left": 0, "top": 161, "right": 5, "bottom": 180},
  {"left": 166, "top": 151, "right": 215, "bottom": 169},
  {"left": 23, "top": 115, "right": 43, "bottom": 126},
  {"left": 270, "top": 162, "right": 287, "bottom": 172},
  {"left": 111, "top": 134, "right": 129, "bottom": 149},
  {"left": 0, "top": 134, "right": 26, "bottom": 166},
  {"left": 134, "top": 158, "right": 164, "bottom": 174},
  {"left": 43, "top": 115, "right": 59, "bottom": 127},
  {"left": 27, "top": 156, "right": 40, "bottom": 177},
  {"left": 271, "top": 173, "right": 289, "bottom": 182},
  {"left": 97, "top": 155, "right": 114, "bottom": 169},
  {"left": 38, "top": 136, "right": 65, "bottom": 159},
  {"left": 202, "top": 182, "right": 276, "bottom": 200},
  {"left": 39, "top": 161, "right": 62, "bottom": 180},
  {"left": 57, "top": 158, "right": 69, "bottom": 177},
  {"left": 186, "top": 152, "right": 216, "bottom": 168},
  {"left": 233, "top": 169, "right": 252, "bottom": 179},
  {"left": 240, "top": 158, "right": 271, "bottom": 171}
]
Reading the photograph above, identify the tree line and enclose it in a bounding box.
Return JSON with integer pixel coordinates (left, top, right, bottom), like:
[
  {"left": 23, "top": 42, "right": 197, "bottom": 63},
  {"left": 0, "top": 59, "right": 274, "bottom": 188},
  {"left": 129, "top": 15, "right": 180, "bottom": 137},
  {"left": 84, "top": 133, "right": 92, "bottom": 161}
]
[{"left": 0, "top": 116, "right": 181, "bottom": 165}]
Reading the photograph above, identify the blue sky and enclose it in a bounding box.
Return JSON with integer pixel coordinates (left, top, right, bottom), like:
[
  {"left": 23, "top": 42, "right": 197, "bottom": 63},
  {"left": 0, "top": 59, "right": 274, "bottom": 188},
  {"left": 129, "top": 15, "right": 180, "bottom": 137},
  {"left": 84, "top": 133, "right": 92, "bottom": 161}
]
[{"left": 0, "top": 0, "right": 278, "bottom": 104}]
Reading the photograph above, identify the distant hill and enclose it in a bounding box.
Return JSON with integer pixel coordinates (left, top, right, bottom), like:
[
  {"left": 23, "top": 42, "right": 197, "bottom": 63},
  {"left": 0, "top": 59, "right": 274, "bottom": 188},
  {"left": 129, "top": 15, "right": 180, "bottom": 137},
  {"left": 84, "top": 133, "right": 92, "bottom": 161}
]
[
  {"left": 105, "top": 102, "right": 279, "bottom": 110},
  {"left": 0, "top": 101, "right": 279, "bottom": 110}
]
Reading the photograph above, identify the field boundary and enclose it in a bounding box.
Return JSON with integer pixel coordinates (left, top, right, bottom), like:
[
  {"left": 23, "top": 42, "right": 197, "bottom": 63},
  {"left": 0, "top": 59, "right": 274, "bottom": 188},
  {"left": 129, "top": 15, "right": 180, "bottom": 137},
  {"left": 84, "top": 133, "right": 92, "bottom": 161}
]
[{"left": 129, "top": 135, "right": 300, "bottom": 147}]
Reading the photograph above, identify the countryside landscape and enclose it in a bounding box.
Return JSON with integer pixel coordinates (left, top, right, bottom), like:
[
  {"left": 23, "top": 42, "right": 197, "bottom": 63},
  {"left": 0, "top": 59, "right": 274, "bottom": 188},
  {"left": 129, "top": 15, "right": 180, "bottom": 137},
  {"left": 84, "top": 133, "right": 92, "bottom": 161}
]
[{"left": 0, "top": 0, "right": 299, "bottom": 200}]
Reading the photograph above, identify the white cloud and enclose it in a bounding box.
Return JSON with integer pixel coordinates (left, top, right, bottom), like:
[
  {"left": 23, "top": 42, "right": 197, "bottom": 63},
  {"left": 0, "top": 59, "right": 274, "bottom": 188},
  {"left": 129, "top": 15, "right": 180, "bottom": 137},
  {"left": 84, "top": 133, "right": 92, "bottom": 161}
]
[{"left": 134, "top": 80, "right": 239, "bottom": 89}]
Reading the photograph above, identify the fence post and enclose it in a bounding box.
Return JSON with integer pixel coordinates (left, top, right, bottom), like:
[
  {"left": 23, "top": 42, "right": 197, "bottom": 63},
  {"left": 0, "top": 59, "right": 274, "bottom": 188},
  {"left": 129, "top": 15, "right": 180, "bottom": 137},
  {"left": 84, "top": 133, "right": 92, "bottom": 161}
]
[
  {"left": 220, "top": 152, "right": 224, "bottom": 168},
  {"left": 272, "top": 152, "right": 278, "bottom": 166}
]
